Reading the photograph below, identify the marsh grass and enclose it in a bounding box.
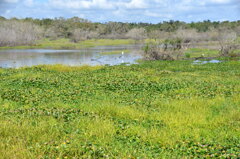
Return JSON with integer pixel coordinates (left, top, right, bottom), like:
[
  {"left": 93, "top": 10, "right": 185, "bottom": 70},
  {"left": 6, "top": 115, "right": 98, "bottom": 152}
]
[
  {"left": 0, "top": 38, "right": 135, "bottom": 50},
  {"left": 0, "top": 60, "right": 239, "bottom": 158},
  {"left": 183, "top": 48, "right": 219, "bottom": 58}
]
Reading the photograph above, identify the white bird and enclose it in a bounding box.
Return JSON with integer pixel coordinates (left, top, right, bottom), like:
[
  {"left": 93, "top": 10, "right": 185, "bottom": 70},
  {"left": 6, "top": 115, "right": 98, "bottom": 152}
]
[{"left": 119, "top": 51, "right": 125, "bottom": 58}]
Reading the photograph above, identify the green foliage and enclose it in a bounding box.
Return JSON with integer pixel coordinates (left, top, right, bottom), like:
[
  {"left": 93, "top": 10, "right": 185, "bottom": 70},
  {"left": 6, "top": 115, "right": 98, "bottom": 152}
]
[
  {"left": 0, "top": 61, "right": 239, "bottom": 158},
  {"left": 143, "top": 43, "right": 149, "bottom": 53},
  {"left": 185, "top": 53, "right": 191, "bottom": 58},
  {"left": 162, "top": 38, "right": 182, "bottom": 50},
  {"left": 184, "top": 48, "right": 219, "bottom": 58}
]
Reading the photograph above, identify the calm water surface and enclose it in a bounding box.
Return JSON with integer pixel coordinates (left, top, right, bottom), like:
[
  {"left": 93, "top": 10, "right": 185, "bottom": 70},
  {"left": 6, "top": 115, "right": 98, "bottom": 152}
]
[
  {"left": 193, "top": 59, "right": 222, "bottom": 65},
  {"left": 0, "top": 45, "right": 143, "bottom": 68}
]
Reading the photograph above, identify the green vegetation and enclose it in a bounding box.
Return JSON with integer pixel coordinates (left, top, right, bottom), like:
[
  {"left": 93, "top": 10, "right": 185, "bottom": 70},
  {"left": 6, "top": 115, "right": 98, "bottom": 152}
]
[
  {"left": 184, "top": 48, "right": 219, "bottom": 58},
  {"left": 0, "top": 38, "right": 135, "bottom": 50},
  {"left": 1, "top": 17, "right": 240, "bottom": 49},
  {"left": 100, "top": 50, "right": 130, "bottom": 55},
  {"left": 0, "top": 61, "right": 239, "bottom": 158},
  {"left": 145, "top": 39, "right": 164, "bottom": 44}
]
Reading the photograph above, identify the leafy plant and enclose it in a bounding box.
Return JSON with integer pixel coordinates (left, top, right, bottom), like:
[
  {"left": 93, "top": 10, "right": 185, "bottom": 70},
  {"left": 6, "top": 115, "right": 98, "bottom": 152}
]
[{"left": 0, "top": 60, "right": 239, "bottom": 158}]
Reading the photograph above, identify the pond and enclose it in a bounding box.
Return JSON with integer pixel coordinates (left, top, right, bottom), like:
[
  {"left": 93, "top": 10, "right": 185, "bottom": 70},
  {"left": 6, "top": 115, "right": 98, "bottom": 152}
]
[
  {"left": 0, "top": 45, "right": 143, "bottom": 68},
  {"left": 193, "top": 59, "right": 222, "bottom": 65}
]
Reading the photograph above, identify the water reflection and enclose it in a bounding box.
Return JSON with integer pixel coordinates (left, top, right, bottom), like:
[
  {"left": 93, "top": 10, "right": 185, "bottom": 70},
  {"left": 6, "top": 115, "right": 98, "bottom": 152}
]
[
  {"left": 0, "top": 45, "right": 142, "bottom": 68},
  {"left": 193, "top": 59, "right": 222, "bottom": 65}
]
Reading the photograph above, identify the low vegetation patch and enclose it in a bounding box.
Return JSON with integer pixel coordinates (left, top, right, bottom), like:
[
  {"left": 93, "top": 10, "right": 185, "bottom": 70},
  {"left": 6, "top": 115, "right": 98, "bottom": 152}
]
[
  {"left": 0, "top": 38, "right": 135, "bottom": 50},
  {"left": 184, "top": 48, "right": 219, "bottom": 58},
  {"left": 0, "top": 60, "right": 239, "bottom": 158}
]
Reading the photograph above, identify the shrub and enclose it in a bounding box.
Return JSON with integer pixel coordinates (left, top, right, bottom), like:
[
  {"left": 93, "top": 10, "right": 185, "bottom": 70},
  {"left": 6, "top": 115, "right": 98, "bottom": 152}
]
[
  {"left": 185, "top": 53, "right": 191, "bottom": 58},
  {"left": 144, "top": 39, "right": 184, "bottom": 60},
  {"left": 217, "top": 29, "right": 239, "bottom": 57},
  {"left": 219, "top": 44, "right": 239, "bottom": 57}
]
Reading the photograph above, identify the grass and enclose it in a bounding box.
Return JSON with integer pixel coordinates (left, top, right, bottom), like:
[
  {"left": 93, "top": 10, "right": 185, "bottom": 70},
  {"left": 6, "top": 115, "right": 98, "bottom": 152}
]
[
  {"left": 184, "top": 48, "right": 219, "bottom": 58},
  {"left": 0, "top": 38, "right": 135, "bottom": 50},
  {"left": 0, "top": 60, "right": 239, "bottom": 158},
  {"left": 145, "top": 39, "right": 164, "bottom": 44},
  {"left": 100, "top": 49, "right": 130, "bottom": 55}
]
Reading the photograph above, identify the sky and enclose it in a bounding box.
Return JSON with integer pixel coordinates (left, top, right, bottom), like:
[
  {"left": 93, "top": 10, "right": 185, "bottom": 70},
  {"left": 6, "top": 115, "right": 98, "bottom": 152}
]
[{"left": 0, "top": 0, "right": 239, "bottom": 23}]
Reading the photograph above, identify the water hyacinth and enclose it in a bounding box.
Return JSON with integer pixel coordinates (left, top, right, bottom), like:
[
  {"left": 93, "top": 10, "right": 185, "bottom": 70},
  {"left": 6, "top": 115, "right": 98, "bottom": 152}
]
[{"left": 0, "top": 60, "right": 239, "bottom": 158}]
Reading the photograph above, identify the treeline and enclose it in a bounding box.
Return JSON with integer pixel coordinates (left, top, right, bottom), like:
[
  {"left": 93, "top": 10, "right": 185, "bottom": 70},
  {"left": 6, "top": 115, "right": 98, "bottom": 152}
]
[{"left": 0, "top": 16, "right": 240, "bottom": 47}]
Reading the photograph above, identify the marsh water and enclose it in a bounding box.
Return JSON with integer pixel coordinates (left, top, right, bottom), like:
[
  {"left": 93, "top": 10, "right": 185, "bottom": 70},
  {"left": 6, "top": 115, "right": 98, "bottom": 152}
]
[
  {"left": 0, "top": 45, "right": 143, "bottom": 68},
  {"left": 193, "top": 59, "right": 221, "bottom": 64}
]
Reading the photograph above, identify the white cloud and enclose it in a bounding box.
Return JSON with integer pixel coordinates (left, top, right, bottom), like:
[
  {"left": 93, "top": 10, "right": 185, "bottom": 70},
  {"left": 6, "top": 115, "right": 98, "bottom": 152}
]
[
  {"left": 0, "top": 0, "right": 238, "bottom": 22},
  {"left": 144, "top": 10, "right": 172, "bottom": 19},
  {"left": 125, "top": 0, "right": 148, "bottom": 9},
  {"left": 3, "top": 0, "right": 19, "bottom": 3},
  {"left": 48, "top": 0, "right": 149, "bottom": 10},
  {"left": 210, "top": 0, "right": 231, "bottom": 3},
  {"left": 24, "top": 0, "right": 33, "bottom": 6},
  {"left": 49, "top": 0, "right": 114, "bottom": 9},
  {"left": 198, "top": 0, "right": 234, "bottom": 6}
]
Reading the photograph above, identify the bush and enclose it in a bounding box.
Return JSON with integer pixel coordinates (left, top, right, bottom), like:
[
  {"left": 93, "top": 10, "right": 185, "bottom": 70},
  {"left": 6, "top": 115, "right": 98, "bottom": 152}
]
[
  {"left": 185, "top": 53, "right": 191, "bottom": 58},
  {"left": 219, "top": 44, "right": 238, "bottom": 57},
  {"left": 217, "top": 30, "right": 239, "bottom": 57},
  {"left": 144, "top": 39, "right": 184, "bottom": 60}
]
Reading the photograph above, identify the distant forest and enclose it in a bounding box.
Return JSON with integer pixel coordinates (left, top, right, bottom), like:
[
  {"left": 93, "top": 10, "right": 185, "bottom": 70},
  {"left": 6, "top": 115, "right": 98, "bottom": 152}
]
[{"left": 0, "top": 16, "right": 240, "bottom": 46}]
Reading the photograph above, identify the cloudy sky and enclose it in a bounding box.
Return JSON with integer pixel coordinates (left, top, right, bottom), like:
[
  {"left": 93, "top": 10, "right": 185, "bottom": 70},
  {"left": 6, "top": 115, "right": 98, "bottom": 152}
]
[{"left": 0, "top": 0, "right": 239, "bottom": 23}]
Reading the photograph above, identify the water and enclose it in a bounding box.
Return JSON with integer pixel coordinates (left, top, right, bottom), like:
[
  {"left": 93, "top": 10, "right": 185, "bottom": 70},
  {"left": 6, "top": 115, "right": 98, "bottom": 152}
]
[
  {"left": 0, "top": 45, "right": 142, "bottom": 68},
  {"left": 193, "top": 59, "right": 222, "bottom": 65}
]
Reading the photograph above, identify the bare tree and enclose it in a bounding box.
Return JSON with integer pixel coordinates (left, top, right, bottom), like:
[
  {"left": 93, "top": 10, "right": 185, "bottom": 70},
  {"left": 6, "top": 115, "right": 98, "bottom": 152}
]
[
  {"left": 125, "top": 28, "right": 146, "bottom": 41},
  {"left": 71, "top": 29, "right": 99, "bottom": 42},
  {"left": 148, "top": 30, "right": 162, "bottom": 41},
  {"left": 0, "top": 20, "right": 42, "bottom": 46},
  {"left": 44, "top": 27, "right": 58, "bottom": 40},
  {"left": 217, "top": 29, "right": 238, "bottom": 56}
]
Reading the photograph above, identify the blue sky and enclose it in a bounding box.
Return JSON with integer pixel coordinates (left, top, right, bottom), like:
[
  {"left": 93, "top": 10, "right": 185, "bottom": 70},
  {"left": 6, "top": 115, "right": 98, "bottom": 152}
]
[{"left": 0, "top": 0, "right": 239, "bottom": 23}]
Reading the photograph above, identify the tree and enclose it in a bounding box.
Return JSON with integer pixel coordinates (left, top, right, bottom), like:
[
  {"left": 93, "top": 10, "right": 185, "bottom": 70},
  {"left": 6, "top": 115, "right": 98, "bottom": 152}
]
[
  {"left": 125, "top": 28, "right": 146, "bottom": 41},
  {"left": 71, "top": 29, "right": 99, "bottom": 42},
  {"left": 217, "top": 28, "right": 238, "bottom": 56},
  {"left": 0, "top": 21, "right": 43, "bottom": 47}
]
